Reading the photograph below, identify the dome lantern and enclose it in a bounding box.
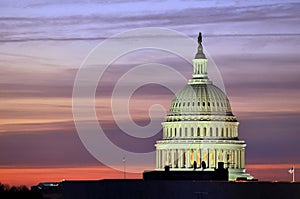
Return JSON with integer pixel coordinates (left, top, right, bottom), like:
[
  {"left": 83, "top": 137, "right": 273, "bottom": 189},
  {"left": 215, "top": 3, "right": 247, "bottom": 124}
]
[{"left": 189, "top": 32, "right": 211, "bottom": 85}]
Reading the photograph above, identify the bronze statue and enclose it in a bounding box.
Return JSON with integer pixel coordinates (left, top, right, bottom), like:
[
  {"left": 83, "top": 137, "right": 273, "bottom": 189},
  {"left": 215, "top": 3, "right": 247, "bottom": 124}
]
[
  {"left": 195, "top": 32, "right": 206, "bottom": 59},
  {"left": 198, "top": 32, "right": 202, "bottom": 44}
]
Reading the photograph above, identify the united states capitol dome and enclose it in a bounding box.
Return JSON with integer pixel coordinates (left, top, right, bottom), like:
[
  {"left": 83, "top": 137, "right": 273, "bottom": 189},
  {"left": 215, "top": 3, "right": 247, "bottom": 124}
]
[
  {"left": 168, "top": 84, "right": 232, "bottom": 116},
  {"left": 155, "top": 32, "right": 253, "bottom": 181}
]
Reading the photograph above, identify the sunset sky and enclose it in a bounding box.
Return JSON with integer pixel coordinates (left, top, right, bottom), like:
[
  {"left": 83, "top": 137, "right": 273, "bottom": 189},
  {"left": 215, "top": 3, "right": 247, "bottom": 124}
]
[{"left": 1, "top": 0, "right": 300, "bottom": 186}]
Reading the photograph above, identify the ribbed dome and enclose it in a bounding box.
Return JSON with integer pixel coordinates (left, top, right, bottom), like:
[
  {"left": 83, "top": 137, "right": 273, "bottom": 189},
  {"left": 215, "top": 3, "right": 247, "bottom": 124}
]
[{"left": 168, "top": 84, "right": 233, "bottom": 116}]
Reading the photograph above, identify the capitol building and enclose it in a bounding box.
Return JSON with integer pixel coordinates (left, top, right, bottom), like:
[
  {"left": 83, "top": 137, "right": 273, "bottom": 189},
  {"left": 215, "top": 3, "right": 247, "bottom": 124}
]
[{"left": 155, "top": 33, "right": 253, "bottom": 180}]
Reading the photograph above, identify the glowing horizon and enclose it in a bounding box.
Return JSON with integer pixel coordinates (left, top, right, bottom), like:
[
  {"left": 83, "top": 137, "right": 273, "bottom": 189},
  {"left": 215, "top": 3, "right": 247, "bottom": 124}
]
[{"left": 1, "top": 0, "right": 300, "bottom": 186}]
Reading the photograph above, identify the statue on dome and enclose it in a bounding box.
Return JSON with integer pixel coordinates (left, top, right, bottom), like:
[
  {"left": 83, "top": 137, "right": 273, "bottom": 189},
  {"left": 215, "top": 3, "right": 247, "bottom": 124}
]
[
  {"left": 195, "top": 32, "right": 206, "bottom": 59},
  {"left": 198, "top": 32, "right": 202, "bottom": 44}
]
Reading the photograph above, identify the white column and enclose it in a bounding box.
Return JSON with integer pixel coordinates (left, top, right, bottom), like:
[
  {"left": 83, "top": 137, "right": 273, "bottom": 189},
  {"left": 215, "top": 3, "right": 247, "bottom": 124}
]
[
  {"left": 223, "top": 150, "right": 226, "bottom": 165},
  {"left": 174, "top": 149, "right": 177, "bottom": 168},
  {"left": 241, "top": 149, "right": 245, "bottom": 168},
  {"left": 194, "top": 149, "right": 197, "bottom": 166},
  {"left": 155, "top": 149, "right": 158, "bottom": 168},
  {"left": 238, "top": 150, "right": 241, "bottom": 169},
  {"left": 171, "top": 149, "right": 175, "bottom": 168},
  {"left": 156, "top": 149, "right": 159, "bottom": 168},
  {"left": 234, "top": 150, "right": 237, "bottom": 169},
  {"left": 186, "top": 149, "right": 190, "bottom": 168},
  {"left": 207, "top": 149, "right": 210, "bottom": 168},
  {"left": 166, "top": 149, "right": 170, "bottom": 166},
  {"left": 238, "top": 150, "right": 241, "bottom": 168},
  {"left": 197, "top": 149, "right": 200, "bottom": 167},
  {"left": 162, "top": 150, "right": 165, "bottom": 168},
  {"left": 181, "top": 149, "right": 184, "bottom": 168},
  {"left": 231, "top": 150, "right": 234, "bottom": 168},
  {"left": 159, "top": 150, "right": 162, "bottom": 168},
  {"left": 215, "top": 149, "right": 218, "bottom": 168},
  {"left": 179, "top": 149, "right": 182, "bottom": 168},
  {"left": 222, "top": 150, "right": 225, "bottom": 167},
  {"left": 200, "top": 148, "right": 204, "bottom": 166}
]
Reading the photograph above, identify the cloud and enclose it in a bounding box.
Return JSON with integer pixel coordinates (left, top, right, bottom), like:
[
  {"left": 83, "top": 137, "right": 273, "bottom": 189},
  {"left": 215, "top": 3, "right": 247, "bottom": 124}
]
[
  {"left": 239, "top": 112, "right": 300, "bottom": 164},
  {"left": 0, "top": 128, "right": 98, "bottom": 166},
  {"left": 0, "top": 117, "right": 160, "bottom": 166},
  {"left": 0, "top": 2, "right": 299, "bottom": 43}
]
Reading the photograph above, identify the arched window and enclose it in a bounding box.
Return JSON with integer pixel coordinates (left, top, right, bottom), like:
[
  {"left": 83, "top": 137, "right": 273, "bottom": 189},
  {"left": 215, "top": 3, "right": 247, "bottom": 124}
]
[
  {"left": 197, "top": 127, "right": 200, "bottom": 136},
  {"left": 185, "top": 128, "right": 188, "bottom": 137},
  {"left": 204, "top": 127, "right": 207, "bottom": 136},
  {"left": 210, "top": 127, "right": 213, "bottom": 136},
  {"left": 221, "top": 128, "right": 224, "bottom": 137},
  {"left": 180, "top": 128, "right": 182, "bottom": 137},
  {"left": 191, "top": 127, "right": 194, "bottom": 137},
  {"left": 216, "top": 128, "right": 218, "bottom": 137}
]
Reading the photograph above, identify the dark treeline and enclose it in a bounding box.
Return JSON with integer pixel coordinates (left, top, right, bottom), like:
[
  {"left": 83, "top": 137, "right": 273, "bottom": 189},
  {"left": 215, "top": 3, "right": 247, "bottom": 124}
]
[{"left": 0, "top": 182, "right": 42, "bottom": 199}]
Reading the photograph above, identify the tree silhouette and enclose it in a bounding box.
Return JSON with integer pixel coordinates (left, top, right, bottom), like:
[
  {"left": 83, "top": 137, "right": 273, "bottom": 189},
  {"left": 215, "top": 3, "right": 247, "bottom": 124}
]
[{"left": 0, "top": 182, "right": 42, "bottom": 199}]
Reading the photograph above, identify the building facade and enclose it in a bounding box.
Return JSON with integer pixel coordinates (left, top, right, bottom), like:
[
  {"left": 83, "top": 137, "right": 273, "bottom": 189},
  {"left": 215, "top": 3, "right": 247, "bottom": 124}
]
[{"left": 155, "top": 33, "right": 253, "bottom": 180}]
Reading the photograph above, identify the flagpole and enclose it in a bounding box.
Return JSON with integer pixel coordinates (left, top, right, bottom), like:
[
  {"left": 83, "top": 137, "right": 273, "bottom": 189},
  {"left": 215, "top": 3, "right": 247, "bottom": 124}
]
[{"left": 293, "top": 165, "right": 295, "bottom": 182}]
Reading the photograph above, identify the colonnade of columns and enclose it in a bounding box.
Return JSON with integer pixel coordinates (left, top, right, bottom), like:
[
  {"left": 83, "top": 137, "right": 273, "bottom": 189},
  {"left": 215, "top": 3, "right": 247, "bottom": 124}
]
[{"left": 156, "top": 148, "right": 245, "bottom": 170}]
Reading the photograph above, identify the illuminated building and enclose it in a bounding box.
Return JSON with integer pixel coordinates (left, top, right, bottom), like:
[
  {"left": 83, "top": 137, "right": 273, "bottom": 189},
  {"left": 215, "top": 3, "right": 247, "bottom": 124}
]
[{"left": 155, "top": 33, "right": 253, "bottom": 180}]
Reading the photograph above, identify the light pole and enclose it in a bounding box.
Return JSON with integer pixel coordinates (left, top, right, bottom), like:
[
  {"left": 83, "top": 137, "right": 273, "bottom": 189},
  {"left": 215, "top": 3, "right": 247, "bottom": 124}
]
[{"left": 122, "top": 156, "right": 126, "bottom": 179}]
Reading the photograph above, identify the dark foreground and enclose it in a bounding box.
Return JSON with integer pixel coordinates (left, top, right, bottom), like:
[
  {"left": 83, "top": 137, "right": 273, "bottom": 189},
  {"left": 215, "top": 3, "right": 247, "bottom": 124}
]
[{"left": 63, "top": 179, "right": 300, "bottom": 199}]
